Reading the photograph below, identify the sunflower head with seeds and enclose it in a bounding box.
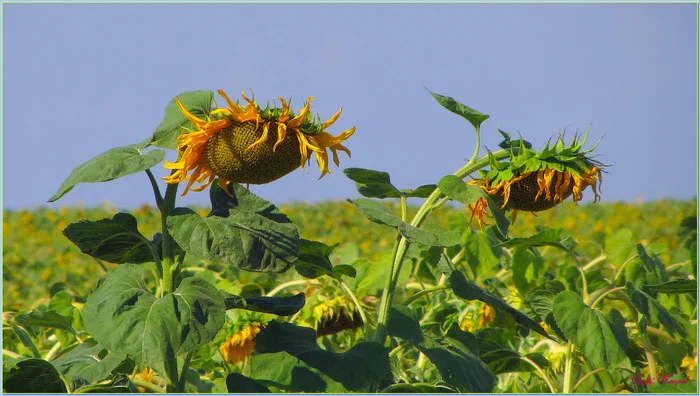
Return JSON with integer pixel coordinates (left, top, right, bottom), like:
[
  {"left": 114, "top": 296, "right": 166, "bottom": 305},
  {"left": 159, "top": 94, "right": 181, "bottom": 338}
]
[
  {"left": 163, "top": 89, "right": 356, "bottom": 196},
  {"left": 467, "top": 129, "right": 607, "bottom": 226}
]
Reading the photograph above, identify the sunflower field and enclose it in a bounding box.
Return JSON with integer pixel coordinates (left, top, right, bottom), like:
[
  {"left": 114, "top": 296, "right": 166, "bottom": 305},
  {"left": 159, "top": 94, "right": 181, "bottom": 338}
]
[{"left": 2, "top": 89, "right": 697, "bottom": 394}]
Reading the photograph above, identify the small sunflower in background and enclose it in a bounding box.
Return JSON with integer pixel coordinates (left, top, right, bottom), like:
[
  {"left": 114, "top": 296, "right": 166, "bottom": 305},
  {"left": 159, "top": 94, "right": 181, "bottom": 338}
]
[
  {"left": 459, "top": 301, "right": 497, "bottom": 332},
  {"left": 218, "top": 318, "right": 266, "bottom": 365},
  {"left": 467, "top": 130, "right": 606, "bottom": 226},
  {"left": 163, "top": 89, "right": 356, "bottom": 195}
]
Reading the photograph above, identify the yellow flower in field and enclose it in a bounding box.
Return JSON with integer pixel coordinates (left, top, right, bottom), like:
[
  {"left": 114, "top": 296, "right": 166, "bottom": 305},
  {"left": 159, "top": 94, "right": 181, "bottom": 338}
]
[
  {"left": 467, "top": 131, "right": 606, "bottom": 225},
  {"left": 476, "top": 303, "right": 496, "bottom": 328},
  {"left": 681, "top": 353, "right": 698, "bottom": 380},
  {"left": 136, "top": 367, "right": 157, "bottom": 392},
  {"left": 219, "top": 322, "right": 263, "bottom": 365},
  {"left": 163, "top": 89, "right": 356, "bottom": 195}
]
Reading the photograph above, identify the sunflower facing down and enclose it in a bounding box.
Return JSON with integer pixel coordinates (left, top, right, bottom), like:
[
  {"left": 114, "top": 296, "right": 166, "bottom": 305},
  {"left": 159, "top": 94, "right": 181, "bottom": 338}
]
[
  {"left": 163, "top": 89, "right": 356, "bottom": 195},
  {"left": 467, "top": 131, "right": 606, "bottom": 226}
]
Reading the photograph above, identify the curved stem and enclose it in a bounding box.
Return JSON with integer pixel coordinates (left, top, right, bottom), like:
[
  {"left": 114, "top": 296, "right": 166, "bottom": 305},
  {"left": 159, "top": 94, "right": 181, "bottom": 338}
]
[
  {"left": 145, "top": 169, "right": 165, "bottom": 211},
  {"left": 339, "top": 280, "right": 371, "bottom": 336},
  {"left": 131, "top": 379, "right": 166, "bottom": 393},
  {"left": 402, "top": 285, "right": 450, "bottom": 307},
  {"left": 267, "top": 279, "right": 321, "bottom": 297},
  {"left": 371, "top": 149, "right": 516, "bottom": 345},
  {"left": 520, "top": 353, "right": 556, "bottom": 393},
  {"left": 572, "top": 368, "right": 607, "bottom": 392},
  {"left": 160, "top": 181, "right": 179, "bottom": 294}
]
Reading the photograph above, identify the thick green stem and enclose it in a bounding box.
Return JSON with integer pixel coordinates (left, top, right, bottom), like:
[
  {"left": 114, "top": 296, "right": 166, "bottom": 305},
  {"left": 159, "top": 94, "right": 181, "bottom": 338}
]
[
  {"left": 176, "top": 351, "right": 194, "bottom": 392},
  {"left": 371, "top": 149, "right": 515, "bottom": 345},
  {"left": 160, "top": 182, "right": 179, "bottom": 294},
  {"left": 563, "top": 340, "right": 574, "bottom": 393}
]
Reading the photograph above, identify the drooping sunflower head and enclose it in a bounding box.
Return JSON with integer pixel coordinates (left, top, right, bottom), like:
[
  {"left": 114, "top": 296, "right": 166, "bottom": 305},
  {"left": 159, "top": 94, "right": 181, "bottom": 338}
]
[
  {"left": 218, "top": 318, "right": 265, "bottom": 365},
  {"left": 468, "top": 129, "right": 607, "bottom": 226},
  {"left": 163, "top": 89, "right": 356, "bottom": 195},
  {"left": 297, "top": 293, "right": 363, "bottom": 338}
]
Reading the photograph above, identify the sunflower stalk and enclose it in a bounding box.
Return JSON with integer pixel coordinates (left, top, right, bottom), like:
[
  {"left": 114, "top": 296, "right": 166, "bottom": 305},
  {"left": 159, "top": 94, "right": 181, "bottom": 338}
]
[{"left": 372, "top": 148, "right": 516, "bottom": 345}]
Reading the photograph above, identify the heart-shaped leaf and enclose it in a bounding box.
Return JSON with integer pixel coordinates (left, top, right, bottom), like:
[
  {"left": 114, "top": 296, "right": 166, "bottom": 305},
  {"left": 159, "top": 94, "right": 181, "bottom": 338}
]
[
  {"left": 84, "top": 265, "right": 225, "bottom": 365},
  {"left": 48, "top": 140, "right": 164, "bottom": 202},
  {"left": 62, "top": 213, "right": 154, "bottom": 264}
]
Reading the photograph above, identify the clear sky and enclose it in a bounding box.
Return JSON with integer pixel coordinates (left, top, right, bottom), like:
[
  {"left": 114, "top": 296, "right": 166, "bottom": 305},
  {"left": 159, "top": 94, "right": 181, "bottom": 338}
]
[{"left": 3, "top": 3, "right": 697, "bottom": 210}]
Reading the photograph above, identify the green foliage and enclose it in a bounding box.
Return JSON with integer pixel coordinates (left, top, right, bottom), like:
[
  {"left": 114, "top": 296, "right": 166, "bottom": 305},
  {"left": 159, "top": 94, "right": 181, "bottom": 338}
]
[{"left": 4, "top": 89, "right": 697, "bottom": 394}]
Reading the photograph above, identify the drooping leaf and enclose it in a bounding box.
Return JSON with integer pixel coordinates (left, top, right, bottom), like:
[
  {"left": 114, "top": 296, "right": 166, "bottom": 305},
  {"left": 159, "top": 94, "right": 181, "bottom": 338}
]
[
  {"left": 254, "top": 320, "right": 389, "bottom": 391},
  {"left": 523, "top": 280, "right": 566, "bottom": 319},
  {"left": 646, "top": 279, "right": 697, "bottom": 294},
  {"left": 343, "top": 168, "right": 402, "bottom": 198},
  {"left": 225, "top": 292, "right": 305, "bottom": 316},
  {"left": 293, "top": 239, "right": 339, "bottom": 279},
  {"left": 62, "top": 213, "right": 154, "bottom": 264},
  {"left": 387, "top": 306, "right": 424, "bottom": 344},
  {"left": 84, "top": 265, "right": 225, "bottom": 366},
  {"left": 427, "top": 89, "right": 490, "bottom": 131},
  {"left": 48, "top": 141, "right": 165, "bottom": 202},
  {"left": 348, "top": 198, "right": 459, "bottom": 247},
  {"left": 51, "top": 342, "right": 133, "bottom": 384},
  {"left": 447, "top": 269, "right": 550, "bottom": 339},
  {"left": 552, "top": 291, "right": 629, "bottom": 368},
  {"left": 167, "top": 207, "right": 299, "bottom": 273},
  {"left": 500, "top": 228, "right": 575, "bottom": 251},
  {"left": 152, "top": 90, "right": 215, "bottom": 150},
  {"left": 3, "top": 358, "right": 68, "bottom": 393},
  {"left": 625, "top": 282, "right": 686, "bottom": 337},
  {"left": 636, "top": 244, "right": 668, "bottom": 285}
]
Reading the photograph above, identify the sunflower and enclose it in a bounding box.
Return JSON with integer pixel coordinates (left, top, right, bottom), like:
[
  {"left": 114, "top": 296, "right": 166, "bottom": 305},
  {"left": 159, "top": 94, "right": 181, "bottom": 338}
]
[
  {"left": 298, "top": 294, "right": 363, "bottom": 337},
  {"left": 219, "top": 320, "right": 264, "bottom": 365},
  {"left": 163, "top": 89, "right": 356, "bottom": 195},
  {"left": 467, "top": 130, "right": 606, "bottom": 225}
]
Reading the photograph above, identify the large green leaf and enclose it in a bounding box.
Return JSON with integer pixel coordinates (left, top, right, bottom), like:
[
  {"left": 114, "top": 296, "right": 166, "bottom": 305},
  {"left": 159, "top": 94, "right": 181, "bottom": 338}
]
[
  {"left": 625, "top": 282, "right": 686, "bottom": 337},
  {"left": 447, "top": 269, "right": 551, "bottom": 339},
  {"left": 427, "top": 89, "right": 490, "bottom": 131},
  {"left": 62, "top": 213, "right": 154, "bottom": 264},
  {"left": 151, "top": 90, "right": 215, "bottom": 150},
  {"left": 416, "top": 339, "right": 495, "bottom": 393},
  {"left": 254, "top": 320, "right": 389, "bottom": 391},
  {"left": 3, "top": 358, "right": 68, "bottom": 393},
  {"left": 51, "top": 343, "right": 133, "bottom": 384},
  {"left": 167, "top": 207, "right": 299, "bottom": 273},
  {"left": 48, "top": 140, "right": 164, "bottom": 202},
  {"left": 348, "top": 198, "right": 460, "bottom": 247},
  {"left": 552, "top": 291, "right": 629, "bottom": 368},
  {"left": 387, "top": 306, "right": 424, "bottom": 344},
  {"left": 511, "top": 246, "right": 543, "bottom": 295},
  {"left": 463, "top": 227, "right": 502, "bottom": 277},
  {"left": 244, "top": 352, "right": 340, "bottom": 392},
  {"left": 604, "top": 228, "right": 635, "bottom": 269},
  {"left": 84, "top": 265, "right": 225, "bottom": 365}
]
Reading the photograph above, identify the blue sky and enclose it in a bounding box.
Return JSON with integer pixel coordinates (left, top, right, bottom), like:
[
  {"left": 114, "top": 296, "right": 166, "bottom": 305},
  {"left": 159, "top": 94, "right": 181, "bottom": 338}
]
[{"left": 3, "top": 3, "right": 697, "bottom": 210}]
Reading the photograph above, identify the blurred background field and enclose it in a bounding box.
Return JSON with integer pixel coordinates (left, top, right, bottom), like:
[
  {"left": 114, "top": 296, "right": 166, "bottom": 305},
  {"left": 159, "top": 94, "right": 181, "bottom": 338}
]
[{"left": 3, "top": 198, "right": 696, "bottom": 313}]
